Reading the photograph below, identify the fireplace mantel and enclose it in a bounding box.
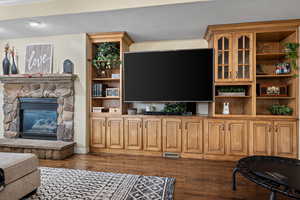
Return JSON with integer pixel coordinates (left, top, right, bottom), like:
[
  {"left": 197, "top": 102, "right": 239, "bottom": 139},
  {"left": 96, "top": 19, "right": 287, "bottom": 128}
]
[{"left": 0, "top": 74, "right": 77, "bottom": 84}]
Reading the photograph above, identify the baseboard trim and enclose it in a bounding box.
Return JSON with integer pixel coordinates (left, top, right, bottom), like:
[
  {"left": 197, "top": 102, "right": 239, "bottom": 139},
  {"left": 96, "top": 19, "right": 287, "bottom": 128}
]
[{"left": 75, "top": 146, "right": 89, "bottom": 154}]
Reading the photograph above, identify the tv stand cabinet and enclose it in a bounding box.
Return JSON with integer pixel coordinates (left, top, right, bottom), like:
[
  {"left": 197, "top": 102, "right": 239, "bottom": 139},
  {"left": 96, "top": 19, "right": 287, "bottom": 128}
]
[
  {"left": 90, "top": 114, "right": 298, "bottom": 161},
  {"left": 88, "top": 20, "right": 299, "bottom": 161}
]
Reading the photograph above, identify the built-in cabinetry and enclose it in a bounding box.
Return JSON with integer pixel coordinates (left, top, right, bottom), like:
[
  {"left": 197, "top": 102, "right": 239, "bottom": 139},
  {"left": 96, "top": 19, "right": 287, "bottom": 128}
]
[
  {"left": 182, "top": 119, "right": 203, "bottom": 154},
  {"left": 249, "top": 120, "right": 297, "bottom": 158},
  {"left": 143, "top": 118, "right": 162, "bottom": 152},
  {"left": 207, "top": 20, "right": 299, "bottom": 118},
  {"left": 204, "top": 119, "right": 248, "bottom": 159},
  {"left": 90, "top": 115, "right": 298, "bottom": 160},
  {"left": 89, "top": 20, "right": 299, "bottom": 161}
]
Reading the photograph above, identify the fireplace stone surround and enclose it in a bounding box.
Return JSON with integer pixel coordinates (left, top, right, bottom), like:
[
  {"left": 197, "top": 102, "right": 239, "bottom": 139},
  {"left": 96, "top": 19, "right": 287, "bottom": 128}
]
[{"left": 0, "top": 74, "right": 77, "bottom": 141}]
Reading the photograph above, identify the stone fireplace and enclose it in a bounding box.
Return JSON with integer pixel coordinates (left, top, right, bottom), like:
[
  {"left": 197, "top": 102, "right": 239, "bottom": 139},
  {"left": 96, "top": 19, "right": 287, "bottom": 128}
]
[{"left": 0, "top": 74, "right": 77, "bottom": 141}]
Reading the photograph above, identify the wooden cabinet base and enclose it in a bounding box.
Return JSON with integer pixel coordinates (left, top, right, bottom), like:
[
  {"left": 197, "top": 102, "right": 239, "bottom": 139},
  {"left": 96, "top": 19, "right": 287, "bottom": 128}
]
[{"left": 90, "top": 116, "right": 298, "bottom": 161}]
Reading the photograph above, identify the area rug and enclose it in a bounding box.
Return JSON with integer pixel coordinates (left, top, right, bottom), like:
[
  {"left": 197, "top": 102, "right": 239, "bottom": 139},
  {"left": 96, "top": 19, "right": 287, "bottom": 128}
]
[{"left": 25, "top": 167, "right": 175, "bottom": 200}]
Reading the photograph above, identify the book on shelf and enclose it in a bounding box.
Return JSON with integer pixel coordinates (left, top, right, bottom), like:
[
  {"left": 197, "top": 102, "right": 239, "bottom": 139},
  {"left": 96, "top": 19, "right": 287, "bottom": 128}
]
[{"left": 92, "top": 83, "right": 107, "bottom": 97}]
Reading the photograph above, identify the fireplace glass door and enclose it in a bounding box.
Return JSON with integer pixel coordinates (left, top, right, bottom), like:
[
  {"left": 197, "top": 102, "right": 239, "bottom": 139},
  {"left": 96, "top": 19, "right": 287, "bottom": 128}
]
[{"left": 20, "top": 98, "right": 58, "bottom": 140}]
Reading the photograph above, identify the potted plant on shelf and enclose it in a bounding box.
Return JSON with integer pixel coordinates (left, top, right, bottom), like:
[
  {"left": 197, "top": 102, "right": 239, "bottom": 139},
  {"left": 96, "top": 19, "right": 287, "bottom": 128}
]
[
  {"left": 217, "top": 86, "right": 246, "bottom": 97},
  {"left": 163, "top": 103, "right": 187, "bottom": 115},
  {"left": 92, "top": 42, "right": 121, "bottom": 78},
  {"left": 268, "top": 104, "right": 293, "bottom": 116},
  {"left": 284, "top": 42, "right": 299, "bottom": 75}
]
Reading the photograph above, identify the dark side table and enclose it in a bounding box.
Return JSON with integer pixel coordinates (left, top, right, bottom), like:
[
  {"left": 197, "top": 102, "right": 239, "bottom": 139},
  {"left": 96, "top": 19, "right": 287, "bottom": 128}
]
[{"left": 232, "top": 156, "right": 300, "bottom": 200}]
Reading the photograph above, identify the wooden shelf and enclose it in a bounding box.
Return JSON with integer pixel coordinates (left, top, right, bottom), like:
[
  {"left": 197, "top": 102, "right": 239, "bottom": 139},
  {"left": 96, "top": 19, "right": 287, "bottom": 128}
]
[
  {"left": 92, "top": 96, "right": 120, "bottom": 99},
  {"left": 256, "top": 74, "right": 293, "bottom": 78},
  {"left": 215, "top": 96, "right": 251, "bottom": 98},
  {"left": 214, "top": 82, "right": 252, "bottom": 86},
  {"left": 255, "top": 114, "right": 296, "bottom": 119},
  {"left": 256, "top": 96, "right": 295, "bottom": 100},
  {"left": 256, "top": 52, "right": 286, "bottom": 60},
  {"left": 214, "top": 114, "right": 254, "bottom": 118},
  {"left": 93, "top": 78, "right": 120, "bottom": 81}
]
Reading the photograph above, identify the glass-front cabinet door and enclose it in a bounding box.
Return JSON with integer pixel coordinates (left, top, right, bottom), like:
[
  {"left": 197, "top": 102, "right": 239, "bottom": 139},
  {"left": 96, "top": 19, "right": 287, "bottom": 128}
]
[
  {"left": 233, "top": 33, "right": 253, "bottom": 81},
  {"left": 214, "top": 34, "right": 233, "bottom": 82}
]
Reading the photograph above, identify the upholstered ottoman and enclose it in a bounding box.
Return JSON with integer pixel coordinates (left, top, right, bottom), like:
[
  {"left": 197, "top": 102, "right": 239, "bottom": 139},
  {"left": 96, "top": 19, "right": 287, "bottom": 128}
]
[{"left": 0, "top": 153, "right": 40, "bottom": 200}]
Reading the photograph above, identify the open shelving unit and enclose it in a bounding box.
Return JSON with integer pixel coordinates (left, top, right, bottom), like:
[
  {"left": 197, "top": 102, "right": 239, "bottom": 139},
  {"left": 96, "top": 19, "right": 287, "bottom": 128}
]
[
  {"left": 88, "top": 32, "right": 133, "bottom": 115},
  {"left": 255, "top": 30, "right": 298, "bottom": 118}
]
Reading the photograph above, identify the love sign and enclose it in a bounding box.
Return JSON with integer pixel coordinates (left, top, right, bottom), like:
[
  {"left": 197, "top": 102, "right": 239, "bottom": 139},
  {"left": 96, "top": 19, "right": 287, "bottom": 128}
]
[{"left": 25, "top": 44, "right": 53, "bottom": 73}]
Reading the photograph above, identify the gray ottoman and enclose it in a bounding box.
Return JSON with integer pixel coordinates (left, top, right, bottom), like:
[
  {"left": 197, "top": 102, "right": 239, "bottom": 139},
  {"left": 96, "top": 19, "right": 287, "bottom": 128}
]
[{"left": 0, "top": 153, "right": 40, "bottom": 200}]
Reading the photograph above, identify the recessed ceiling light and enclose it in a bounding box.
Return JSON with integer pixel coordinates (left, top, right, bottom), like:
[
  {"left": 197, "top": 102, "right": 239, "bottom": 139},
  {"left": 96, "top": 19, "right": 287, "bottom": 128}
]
[{"left": 29, "top": 21, "right": 45, "bottom": 28}]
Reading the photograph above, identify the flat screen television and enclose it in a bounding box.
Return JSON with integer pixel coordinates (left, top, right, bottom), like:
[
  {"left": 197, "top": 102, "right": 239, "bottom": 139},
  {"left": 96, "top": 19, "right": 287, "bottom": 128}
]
[{"left": 124, "top": 48, "right": 214, "bottom": 102}]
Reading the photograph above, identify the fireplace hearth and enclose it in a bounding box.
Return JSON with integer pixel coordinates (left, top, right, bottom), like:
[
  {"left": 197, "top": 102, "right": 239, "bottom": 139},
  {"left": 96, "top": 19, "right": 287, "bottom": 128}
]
[{"left": 20, "top": 98, "right": 58, "bottom": 140}]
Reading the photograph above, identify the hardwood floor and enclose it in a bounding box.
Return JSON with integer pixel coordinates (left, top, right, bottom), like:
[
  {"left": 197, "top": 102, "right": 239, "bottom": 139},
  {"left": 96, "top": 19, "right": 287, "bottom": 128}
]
[{"left": 40, "top": 154, "right": 287, "bottom": 200}]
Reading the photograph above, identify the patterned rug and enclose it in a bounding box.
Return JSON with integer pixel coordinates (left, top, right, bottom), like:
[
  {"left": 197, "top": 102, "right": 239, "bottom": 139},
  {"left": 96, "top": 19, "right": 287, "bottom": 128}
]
[{"left": 25, "top": 167, "right": 175, "bottom": 200}]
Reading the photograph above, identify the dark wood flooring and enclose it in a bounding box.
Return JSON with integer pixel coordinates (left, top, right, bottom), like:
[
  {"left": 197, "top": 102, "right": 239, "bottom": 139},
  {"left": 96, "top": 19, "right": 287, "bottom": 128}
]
[{"left": 40, "top": 154, "right": 288, "bottom": 200}]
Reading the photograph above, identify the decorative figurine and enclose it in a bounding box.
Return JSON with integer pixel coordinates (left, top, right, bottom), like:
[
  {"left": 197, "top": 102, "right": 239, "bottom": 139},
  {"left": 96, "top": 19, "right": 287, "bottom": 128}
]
[
  {"left": 222, "top": 102, "right": 230, "bottom": 115},
  {"left": 2, "top": 43, "right": 10, "bottom": 75},
  {"left": 63, "top": 59, "right": 74, "bottom": 74}
]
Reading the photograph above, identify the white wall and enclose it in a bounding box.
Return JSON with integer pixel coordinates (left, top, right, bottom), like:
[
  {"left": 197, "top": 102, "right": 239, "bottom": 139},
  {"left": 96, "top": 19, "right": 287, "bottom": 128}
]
[
  {"left": 129, "top": 39, "right": 209, "bottom": 114},
  {"left": 0, "top": 33, "right": 89, "bottom": 153}
]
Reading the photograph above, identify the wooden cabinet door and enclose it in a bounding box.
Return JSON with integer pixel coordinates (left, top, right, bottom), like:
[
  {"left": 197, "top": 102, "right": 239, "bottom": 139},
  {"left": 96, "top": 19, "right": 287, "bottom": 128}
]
[
  {"left": 124, "top": 118, "right": 142, "bottom": 150},
  {"left": 249, "top": 121, "right": 272, "bottom": 156},
  {"left": 214, "top": 33, "right": 233, "bottom": 82},
  {"left": 162, "top": 118, "right": 182, "bottom": 153},
  {"left": 204, "top": 120, "right": 226, "bottom": 155},
  {"left": 273, "top": 121, "right": 297, "bottom": 158},
  {"left": 226, "top": 120, "right": 248, "bottom": 156},
  {"left": 233, "top": 32, "right": 253, "bottom": 82},
  {"left": 182, "top": 119, "right": 203, "bottom": 154},
  {"left": 90, "top": 117, "right": 106, "bottom": 148},
  {"left": 143, "top": 118, "right": 162, "bottom": 152},
  {"left": 106, "top": 117, "right": 124, "bottom": 149}
]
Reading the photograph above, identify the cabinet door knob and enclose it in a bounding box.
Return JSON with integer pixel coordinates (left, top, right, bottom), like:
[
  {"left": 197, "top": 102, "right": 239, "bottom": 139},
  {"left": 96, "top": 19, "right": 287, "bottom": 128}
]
[{"left": 268, "top": 125, "right": 272, "bottom": 132}]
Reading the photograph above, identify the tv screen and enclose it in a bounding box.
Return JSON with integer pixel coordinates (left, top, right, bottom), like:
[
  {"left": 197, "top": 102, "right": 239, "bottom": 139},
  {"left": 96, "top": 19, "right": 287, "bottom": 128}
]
[{"left": 124, "top": 48, "right": 213, "bottom": 102}]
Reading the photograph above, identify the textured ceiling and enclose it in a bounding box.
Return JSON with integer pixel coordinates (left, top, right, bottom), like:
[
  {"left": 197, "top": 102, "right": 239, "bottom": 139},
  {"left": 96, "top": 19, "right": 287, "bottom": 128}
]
[{"left": 0, "top": 0, "right": 299, "bottom": 42}]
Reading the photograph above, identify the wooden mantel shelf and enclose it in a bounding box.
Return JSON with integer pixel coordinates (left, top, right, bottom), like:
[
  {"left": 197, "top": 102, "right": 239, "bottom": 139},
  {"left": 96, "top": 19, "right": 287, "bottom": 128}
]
[{"left": 0, "top": 73, "right": 77, "bottom": 84}]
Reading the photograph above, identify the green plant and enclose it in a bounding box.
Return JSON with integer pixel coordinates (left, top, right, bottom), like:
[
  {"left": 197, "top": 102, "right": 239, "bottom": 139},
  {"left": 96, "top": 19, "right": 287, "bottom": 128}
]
[
  {"left": 268, "top": 104, "right": 293, "bottom": 115},
  {"left": 163, "top": 103, "right": 187, "bottom": 113},
  {"left": 284, "top": 42, "right": 299, "bottom": 72},
  {"left": 218, "top": 86, "right": 246, "bottom": 93},
  {"left": 93, "top": 42, "right": 121, "bottom": 70}
]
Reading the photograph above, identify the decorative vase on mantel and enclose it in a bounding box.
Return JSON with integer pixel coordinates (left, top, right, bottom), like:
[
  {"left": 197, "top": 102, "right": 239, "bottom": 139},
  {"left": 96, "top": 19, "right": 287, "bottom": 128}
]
[
  {"left": 2, "top": 44, "right": 10, "bottom": 75},
  {"left": 10, "top": 47, "right": 18, "bottom": 74}
]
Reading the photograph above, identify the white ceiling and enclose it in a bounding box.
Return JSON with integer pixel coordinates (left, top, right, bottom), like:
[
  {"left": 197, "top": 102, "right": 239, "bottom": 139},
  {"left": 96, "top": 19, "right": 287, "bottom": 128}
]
[{"left": 0, "top": 0, "right": 300, "bottom": 42}]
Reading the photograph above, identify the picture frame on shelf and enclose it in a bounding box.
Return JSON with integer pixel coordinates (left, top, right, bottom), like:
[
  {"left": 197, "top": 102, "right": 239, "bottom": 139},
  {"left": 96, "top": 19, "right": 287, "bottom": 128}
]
[
  {"left": 106, "top": 88, "right": 119, "bottom": 97},
  {"left": 111, "top": 73, "right": 120, "bottom": 79}
]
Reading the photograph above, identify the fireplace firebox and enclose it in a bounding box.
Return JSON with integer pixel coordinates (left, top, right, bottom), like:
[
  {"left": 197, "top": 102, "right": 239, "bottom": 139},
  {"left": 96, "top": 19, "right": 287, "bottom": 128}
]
[{"left": 20, "top": 98, "right": 58, "bottom": 140}]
